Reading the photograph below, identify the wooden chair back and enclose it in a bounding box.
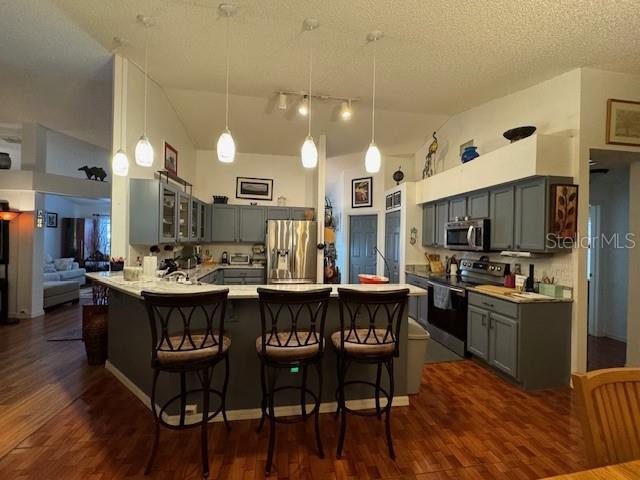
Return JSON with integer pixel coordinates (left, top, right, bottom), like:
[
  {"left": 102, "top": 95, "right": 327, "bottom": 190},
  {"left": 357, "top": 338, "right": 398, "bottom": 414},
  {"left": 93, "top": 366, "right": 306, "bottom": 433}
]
[{"left": 573, "top": 368, "right": 640, "bottom": 467}]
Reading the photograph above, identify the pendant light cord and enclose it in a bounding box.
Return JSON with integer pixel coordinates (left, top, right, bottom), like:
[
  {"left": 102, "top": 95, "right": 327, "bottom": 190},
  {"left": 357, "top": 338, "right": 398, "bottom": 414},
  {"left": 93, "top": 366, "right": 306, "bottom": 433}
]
[
  {"left": 224, "top": 13, "right": 230, "bottom": 130},
  {"left": 371, "top": 37, "right": 376, "bottom": 143},
  {"left": 307, "top": 30, "right": 313, "bottom": 137},
  {"left": 143, "top": 16, "right": 149, "bottom": 136},
  {"left": 120, "top": 49, "right": 126, "bottom": 150}
]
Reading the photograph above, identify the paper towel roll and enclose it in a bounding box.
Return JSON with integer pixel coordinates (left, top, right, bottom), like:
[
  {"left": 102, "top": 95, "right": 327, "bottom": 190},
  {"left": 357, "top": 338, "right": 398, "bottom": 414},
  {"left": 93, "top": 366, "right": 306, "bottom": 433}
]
[{"left": 143, "top": 256, "right": 157, "bottom": 278}]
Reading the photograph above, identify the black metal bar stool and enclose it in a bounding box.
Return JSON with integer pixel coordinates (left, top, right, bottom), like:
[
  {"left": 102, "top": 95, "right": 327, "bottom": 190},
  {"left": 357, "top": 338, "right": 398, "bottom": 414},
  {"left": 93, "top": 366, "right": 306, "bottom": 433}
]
[
  {"left": 333, "top": 287, "right": 409, "bottom": 460},
  {"left": 142, "top": 289, "right": 231, "bottom": 479},
  {"left": 255, "top": 287, "right": 332, "bottom": 476}
]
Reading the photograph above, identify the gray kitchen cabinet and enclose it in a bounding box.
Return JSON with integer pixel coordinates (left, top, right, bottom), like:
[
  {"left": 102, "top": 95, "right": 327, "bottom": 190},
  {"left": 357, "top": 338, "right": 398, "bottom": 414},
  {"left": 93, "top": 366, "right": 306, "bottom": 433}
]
[
  {"left": 267, "top": 207, "right": 290, "bottom": 220},
  {"left": 467, "top": 305, "right": 490, "bottom": 360},
  {"left": 211, "top": 205, "right": 238, "bottom": 243},
  {"left": 489, "top": 311, "right": 519, "bottom": 378},
  {"left": 129, "top": 179, "right": 179, "bottom": 245},
  {"left": 406, "top": 273, "right": 429, "bottom": 328},
  {"left": 408, "top": 293, "right": 419, "bottom": 321},
  {"left": 449, "top": 197, "right": 467, "bottom": 221},
  {"left": 198, "top": 202, "right": 208, "bottom": 241},
  {"left": 238, "top": 206, "right": 266, "bottom": 243},
  {"left": 434, "top": 201, "right": 448, "bottom": 247},
  {"left": 189, "top": 198, "right": 200, "bottom": 242},
  {"left": 219, "top": 267, "right": 265, "bottom": 285},
  {"left": 514, "top": 178, "right": 547, "bottom": 251},
  {"left": 489, "top": 185, "right": 515, "bottom": 250},
  {"left": 290, "top": 207, "right": 313, "bottom": 220},
  {"left": 467, "top": 191, "right": 490, "bottom": 219},
  {"left": 422, "top": 204, "right": 435, "bottom": 246},
  {"left": 177, "top": 192, "right": 191, "bottom": 243}
]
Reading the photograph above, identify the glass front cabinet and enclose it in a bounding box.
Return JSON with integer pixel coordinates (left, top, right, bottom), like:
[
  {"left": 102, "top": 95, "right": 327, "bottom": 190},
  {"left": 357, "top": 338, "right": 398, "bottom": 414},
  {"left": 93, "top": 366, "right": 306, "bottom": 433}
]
[
  {"left": 160, "top": 184, "right": 178, "bottom": 243},
  {"left": 178, "top": 192, "right": 190, "bottom": 242}
]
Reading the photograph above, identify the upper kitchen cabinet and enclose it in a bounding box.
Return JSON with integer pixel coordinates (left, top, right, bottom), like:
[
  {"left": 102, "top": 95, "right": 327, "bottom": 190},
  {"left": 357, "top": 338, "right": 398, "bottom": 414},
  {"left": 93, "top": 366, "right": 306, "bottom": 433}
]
[
  {"left": 199, "top": 202, "right": 209, "bottom": 242},
  {"left": 266, "top": 207, "right": 291, "bottom": 220},
  {"left": 238, "top": 206, "right": 266, "bottom": 243},
  {"left": 177, "top": 192, "right": 190, "bottom": 243},
  {"left": 189, "top": 198, "right": 200, "bottom": 242},
  {"left": 489, "top": 185, "right": 515, "bottom": 250},
  {"left": 514, "top": 178, "right": 547, "bottom": 251},
  {"left": 434, "top": 201, "right": 448, "bottom": 247},
  {"left": 211, "top": 204, "right": 238, "bottom": 243},
  {"left": 448, "top": 197, "right": 467, "bottom": 221},
  {"left": 290, "top": 207, "right": 314, "bottom": 220},
  {"left": 467, "top": 191, "right": 490, "bottom": 219},
  {"left": 422, "top": 204, "right": 435, "bottom": 246}
]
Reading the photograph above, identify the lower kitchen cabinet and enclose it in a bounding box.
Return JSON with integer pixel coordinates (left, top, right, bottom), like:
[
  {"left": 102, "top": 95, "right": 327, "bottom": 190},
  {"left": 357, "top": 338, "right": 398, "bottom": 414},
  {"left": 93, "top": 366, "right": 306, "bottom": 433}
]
[
  {"left": 406, "top": 273, "right": 429, "bottom": 327},
  {"left": 467, "top": 291, "right": 572, "bottom": 389},
  {"left": 199, "top": 267, "right": 265, "bottom": 285}
]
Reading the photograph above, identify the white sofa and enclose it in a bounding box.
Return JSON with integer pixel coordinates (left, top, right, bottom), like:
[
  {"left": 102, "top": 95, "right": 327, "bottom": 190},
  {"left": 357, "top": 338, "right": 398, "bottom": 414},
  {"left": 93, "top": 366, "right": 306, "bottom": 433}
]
[{"left": 43, "top": 256, "right": 86, "bottom": 309}]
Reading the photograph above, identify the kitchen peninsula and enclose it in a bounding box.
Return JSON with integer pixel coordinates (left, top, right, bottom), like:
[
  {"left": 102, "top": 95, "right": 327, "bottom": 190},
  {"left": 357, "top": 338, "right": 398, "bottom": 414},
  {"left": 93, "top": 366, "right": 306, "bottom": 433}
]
[{"left": 88, "top": 271, "right": 427, "bottom": 419}]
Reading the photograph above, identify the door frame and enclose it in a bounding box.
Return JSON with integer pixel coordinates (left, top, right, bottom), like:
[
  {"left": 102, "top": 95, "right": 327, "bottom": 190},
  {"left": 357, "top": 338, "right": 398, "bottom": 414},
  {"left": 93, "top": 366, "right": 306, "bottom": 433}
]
[
  {"left": 347, "top": 213, "right": 378, "bottom": 284},
  {"left": 588, "top": 204, "right": 601, "bottom": 337}
]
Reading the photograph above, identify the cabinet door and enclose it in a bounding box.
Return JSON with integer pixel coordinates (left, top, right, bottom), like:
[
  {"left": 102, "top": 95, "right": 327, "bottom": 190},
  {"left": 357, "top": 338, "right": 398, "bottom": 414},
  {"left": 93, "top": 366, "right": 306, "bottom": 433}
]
[
  {"left": 418, "top": 296, "right": 428, "bottom": 328},
  {"left": 434, "top": 201, "right": 449, "bottom": 247},
  {"left": 468, "top": 191, "right": 490, "bottom": 219},
  {"left": 267, "top": 207, "right": 290, "bottom": 220},
  {"left": 489, "top": 312, "right": 519, "bottom": 378},
  {"left": 177, "top": 193, "right": 190, "bottom": 242},
  {"left": 238, "top": 206, "right": 266, "bottom": 243},
  {"left": 198, "top": 202, "right": 207, "bottom": 241},
  {"left": 489, "top": 185, "right": 515, "bottom": 250},
  {"left": 159, "top": 185, "right": 178, "bottom": 243},
  {"left": 211, "top": 205, "right": 238, "bottom": 243},
  {"left": 449, "top": 197, "right": 467, "bottom": 221},
  {"left": 408, "top": 295, "right": 419, "bottom": 320},
  {"left": 204, "top": 204, "right": 213, "bottom": 242},
  {"left": 467, "top": 305, "right": 490, "bottom": 360},
  {"left": 290, "top": 207, "right": 313, "bottom": 220},
  {"left": 515, "top": 178, "right": 547, "bottom": 251},
  {"left": 190, "top": 199, "right": 199, "bottom": 242},
  {"left": 422, "top": 204, "right": 435, "bottom": 246}
]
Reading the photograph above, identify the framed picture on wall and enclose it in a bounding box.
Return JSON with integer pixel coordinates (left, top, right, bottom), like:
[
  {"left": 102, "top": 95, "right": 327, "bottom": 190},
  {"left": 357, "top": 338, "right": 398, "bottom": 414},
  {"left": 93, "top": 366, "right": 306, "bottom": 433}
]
[
  {"left": 549, "top": 184, "right": 578, "bottom": 246},
  {"left": 352, "top": 177, "right": 373, "bottom": 208},
  {"left": 236, "top": 177, "right": 273, "bottom": 201},
  {"left": 164, "top": 142, "right": 178, "bottom": 175},
  {"left": 392, "top": 191, "right": 401, "bottom": 208},
  {"left": 606, "top": 99, "right": 640, "bottom": 146},
  {"left": 385, "top": 194, "right": 393, "bottom": 210},
  {"left": 45, "top": 212, "right": 58, "bottom": 228}
]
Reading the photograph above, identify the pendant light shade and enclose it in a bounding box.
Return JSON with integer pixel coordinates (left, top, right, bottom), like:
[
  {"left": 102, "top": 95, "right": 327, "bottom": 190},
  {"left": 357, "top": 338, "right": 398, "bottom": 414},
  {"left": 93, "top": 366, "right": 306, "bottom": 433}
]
[
  {"left": 365, "top": 142, "right": 381, "bottom": 173},
  {"left": 217, "top": 3, "right": 237, "bottom": 163},
  {"left": 217, "top": 129, "right": 236, "bottom": 163},
  {"left": 301, "top": 135, "right": 318, "bottom": 168},
  {"left": 135, "top": 135, "right": 154, "bottom": 167},
  {"left": 113, "top": 149, "right": 130, "bottom": 177}
]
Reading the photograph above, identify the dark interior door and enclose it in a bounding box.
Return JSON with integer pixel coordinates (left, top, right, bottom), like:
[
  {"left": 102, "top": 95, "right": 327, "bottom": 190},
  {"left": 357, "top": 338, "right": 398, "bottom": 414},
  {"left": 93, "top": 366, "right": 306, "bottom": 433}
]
[
  {"left": 349, "top": 215, "right": 377, "bottom": 283},
  {"left": 385, "top": 210, "right": 401, "bottom": 283}
]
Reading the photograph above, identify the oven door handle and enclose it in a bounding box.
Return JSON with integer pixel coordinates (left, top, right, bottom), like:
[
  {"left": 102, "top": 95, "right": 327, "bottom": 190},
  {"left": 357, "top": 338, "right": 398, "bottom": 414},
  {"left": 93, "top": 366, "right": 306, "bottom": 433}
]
[
  {"left": 467, "top": 225, "right": 475, "bottom": 249},
  {"left": 428, "top": 281, "right": 465, "bottom": 295}
]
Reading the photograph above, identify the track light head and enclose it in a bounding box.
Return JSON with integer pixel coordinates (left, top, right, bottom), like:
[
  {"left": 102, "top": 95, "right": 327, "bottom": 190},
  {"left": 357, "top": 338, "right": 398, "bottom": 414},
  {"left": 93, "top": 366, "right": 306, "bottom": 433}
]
[
  {"left": 278, "top": 92, "right": 287, "bottom": 110},
  {"left": 340, "top": 100, "right": 353, "bottom": 120},
  {"left": 298, "top": 95, "right": 309, "bottom": 116}
]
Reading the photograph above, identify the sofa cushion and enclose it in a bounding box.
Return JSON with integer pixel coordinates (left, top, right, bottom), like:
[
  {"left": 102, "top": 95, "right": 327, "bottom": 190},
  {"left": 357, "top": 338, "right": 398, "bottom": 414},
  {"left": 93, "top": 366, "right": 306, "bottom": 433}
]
[
  {"left": 43, "top": 272, "right": 62, "bottom": 282},
  {"left": 54, "top": 258, "right": 75, "bottom": 271},
  {"left": 43, "top": 263, "right": 57, "bottom": 273},
  {"left": 43, "top": 280, "right": 80, "bottom": 297},
  {"left": 59, "top": 268, "right": 86, "bottom": 281}
]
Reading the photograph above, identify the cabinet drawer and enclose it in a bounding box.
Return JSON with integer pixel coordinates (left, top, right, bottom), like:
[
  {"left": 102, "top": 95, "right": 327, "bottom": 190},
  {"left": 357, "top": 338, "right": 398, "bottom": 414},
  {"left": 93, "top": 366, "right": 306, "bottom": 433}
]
[
  {"left": 468, "top": 291, "right": 518, "bottom": 318},
  {"left": 223, "top": 268, "right": 264, "bottom": 278},
  {"left": 406, "top": 273, "right": 429, "bottom": 290}
]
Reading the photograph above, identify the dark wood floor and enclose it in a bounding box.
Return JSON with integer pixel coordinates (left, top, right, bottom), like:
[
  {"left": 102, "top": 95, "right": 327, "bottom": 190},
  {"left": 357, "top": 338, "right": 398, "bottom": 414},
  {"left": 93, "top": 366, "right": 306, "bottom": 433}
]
[
  {"left": 587, "top": 335, "right": 626, "bottom": 371},
  {"left": 0, "top": 302, "right": 586, "bottom": 479}
]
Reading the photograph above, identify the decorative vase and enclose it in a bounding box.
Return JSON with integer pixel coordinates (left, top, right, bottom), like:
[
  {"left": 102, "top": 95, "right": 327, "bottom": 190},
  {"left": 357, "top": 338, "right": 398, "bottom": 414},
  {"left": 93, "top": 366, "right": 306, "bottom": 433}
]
[
  {"left": 0, "top": 152, "right": 11, "bottom": 169},
  {"left": 82, "top": 304, "right": 109, "bottom": 365},
  {"left": 461, "top": 146, "right": 479, "bottom": 163}
]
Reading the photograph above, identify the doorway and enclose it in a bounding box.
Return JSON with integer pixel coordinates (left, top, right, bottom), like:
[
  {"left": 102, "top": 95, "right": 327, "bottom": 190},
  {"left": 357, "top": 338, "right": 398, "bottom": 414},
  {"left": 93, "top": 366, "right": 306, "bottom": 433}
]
[
  {"left": 348, "top": 214, "right": 377, "bottom": 283},
  {"left": 384, "top": 210, "right": 401, "bottom": 283}
]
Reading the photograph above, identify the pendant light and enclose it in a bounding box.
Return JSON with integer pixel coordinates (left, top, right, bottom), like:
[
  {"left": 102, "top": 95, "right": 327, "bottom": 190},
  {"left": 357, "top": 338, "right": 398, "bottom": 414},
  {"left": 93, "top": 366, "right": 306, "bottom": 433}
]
[
  {"left": 135, "top": 9, "right": 154, "bottom": 167},
  {"left": 113, "top": 52, "right": 129, "bottom": 177},
  {"left": 216, "top": 3, "right": 237, "bottom": 163},
  {"left": 300, "top": 18, "right": 319, "bottom": 169},
  {"left": 364, "top": 31, "right": 383, "bottom": 174}
]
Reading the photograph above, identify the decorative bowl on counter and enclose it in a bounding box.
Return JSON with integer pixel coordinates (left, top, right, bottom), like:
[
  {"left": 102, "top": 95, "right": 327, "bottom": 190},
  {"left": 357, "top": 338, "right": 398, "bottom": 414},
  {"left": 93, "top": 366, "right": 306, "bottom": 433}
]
[
  {"left": 358, "top": 274, "right": 390, "bottom": 284},
  {"left": 503, "top": 125, "right": 536, "bottom": 143}
]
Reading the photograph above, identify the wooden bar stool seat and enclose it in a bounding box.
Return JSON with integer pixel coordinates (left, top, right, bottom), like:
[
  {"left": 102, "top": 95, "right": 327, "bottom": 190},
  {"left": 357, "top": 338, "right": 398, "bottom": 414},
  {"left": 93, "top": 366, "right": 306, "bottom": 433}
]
[{"left": 256, "top": 287, "right": 332, "bottom": 476}]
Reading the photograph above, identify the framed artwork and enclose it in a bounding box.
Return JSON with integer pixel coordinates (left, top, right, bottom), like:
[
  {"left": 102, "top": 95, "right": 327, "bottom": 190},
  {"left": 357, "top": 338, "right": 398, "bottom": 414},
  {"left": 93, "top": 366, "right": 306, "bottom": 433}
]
[
  {"left": 385, "top": 194, "right": 393, "bottom": 210},
  {"left": 164, "top": 142, "right": 178, "bottom": 175},
  {"left": 236, "top": 177, "right": 273, "bottom": 201},
  {"left": 606, "top": 99, "right": 640, "bottom": 146},
  {"left": 45, "top": 212, "right": 58, "bottom": 228},
  {"left": 393, "top": 191, "right": 401, "bottom": 208},
  {"left": 550, "top": 184, "right": 578, "bottom": 244},
  {"left": 352, "top": 177, "right": 373, "bottom": 208}
]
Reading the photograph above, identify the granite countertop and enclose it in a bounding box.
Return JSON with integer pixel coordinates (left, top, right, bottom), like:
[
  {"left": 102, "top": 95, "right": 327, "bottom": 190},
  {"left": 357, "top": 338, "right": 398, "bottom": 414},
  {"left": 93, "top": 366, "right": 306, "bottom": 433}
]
[{"left": 87, "top": 272, "right": 428, "bottom": 300}]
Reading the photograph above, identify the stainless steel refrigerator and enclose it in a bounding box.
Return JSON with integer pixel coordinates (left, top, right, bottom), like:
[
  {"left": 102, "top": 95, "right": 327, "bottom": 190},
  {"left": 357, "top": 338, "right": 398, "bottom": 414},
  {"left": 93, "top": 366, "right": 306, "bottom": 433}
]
[{"left": 266, "top": 220, "right": 317, "bottom": 284}]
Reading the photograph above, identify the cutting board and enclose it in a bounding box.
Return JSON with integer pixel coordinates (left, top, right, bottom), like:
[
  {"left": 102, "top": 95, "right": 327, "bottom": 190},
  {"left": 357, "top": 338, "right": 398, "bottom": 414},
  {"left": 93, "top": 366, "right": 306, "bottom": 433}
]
[{"left": 474, "top": 285, "right": 518, "bottom": 296}]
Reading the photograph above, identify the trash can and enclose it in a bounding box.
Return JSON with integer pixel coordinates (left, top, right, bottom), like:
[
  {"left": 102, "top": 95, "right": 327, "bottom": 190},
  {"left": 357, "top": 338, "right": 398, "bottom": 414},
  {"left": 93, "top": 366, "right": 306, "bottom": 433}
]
[{"left": 406, "top": 318, "right": 430, "bottom": 394}]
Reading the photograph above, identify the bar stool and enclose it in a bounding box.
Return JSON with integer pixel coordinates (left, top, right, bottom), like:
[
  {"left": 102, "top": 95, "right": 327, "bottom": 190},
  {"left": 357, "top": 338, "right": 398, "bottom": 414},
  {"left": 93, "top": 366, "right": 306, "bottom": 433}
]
[
  {"left": 333, "top": 288, "right": 409, "bottom": 459},
  {"left": 142, "top": 289, "right": 231, "bottom": 479},
  {"left": 255, "top": 287, "right": 332, "bottom": 475}
]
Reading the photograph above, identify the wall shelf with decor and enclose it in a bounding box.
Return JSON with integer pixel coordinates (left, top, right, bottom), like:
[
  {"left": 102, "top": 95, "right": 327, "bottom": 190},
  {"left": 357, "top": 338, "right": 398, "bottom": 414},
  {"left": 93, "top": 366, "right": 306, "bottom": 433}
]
[{"left": 416, "top": 134, "right": 574, "bottom": 205}]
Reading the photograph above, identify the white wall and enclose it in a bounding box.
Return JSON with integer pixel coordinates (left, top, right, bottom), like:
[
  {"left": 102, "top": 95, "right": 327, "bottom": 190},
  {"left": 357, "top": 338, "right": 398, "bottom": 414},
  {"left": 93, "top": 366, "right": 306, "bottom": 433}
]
[
  {"left": 194, "top": 151, "right": 317, "bottom": 207},
  {"left": 628, "top": 163, "right": 640, "bottom": 366},
  {"left": 45, "top": 129, "right": 110, "bottom": 180}
]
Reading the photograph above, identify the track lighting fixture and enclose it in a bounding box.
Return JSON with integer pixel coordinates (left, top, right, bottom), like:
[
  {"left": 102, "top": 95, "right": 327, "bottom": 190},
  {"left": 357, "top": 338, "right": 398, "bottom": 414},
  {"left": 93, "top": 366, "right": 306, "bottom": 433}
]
[
  {"left": 298, "top": 95, "right": 309, "bottom": 116},
  {"left": 340, "top": 99, "right": 353, "bottom": 120},
  {"left": 278, "top": 92, "right": 287, "bottom": 110},
  {"left": 216, "top": 3, "right": 237, "bottom": 164}
]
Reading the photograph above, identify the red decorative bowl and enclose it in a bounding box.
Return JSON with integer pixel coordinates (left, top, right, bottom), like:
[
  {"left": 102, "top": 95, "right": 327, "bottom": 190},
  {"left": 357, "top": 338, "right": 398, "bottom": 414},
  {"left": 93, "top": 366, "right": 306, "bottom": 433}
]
[{"left": 358, "top": 274, "right": 390, "bottom": 284}]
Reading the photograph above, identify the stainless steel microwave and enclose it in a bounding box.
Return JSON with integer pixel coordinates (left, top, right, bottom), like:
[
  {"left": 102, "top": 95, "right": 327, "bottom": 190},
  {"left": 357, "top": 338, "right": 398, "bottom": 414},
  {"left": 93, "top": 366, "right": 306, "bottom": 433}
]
[{"left": 445, "top": 218, "right": 490, "bottom": 251}]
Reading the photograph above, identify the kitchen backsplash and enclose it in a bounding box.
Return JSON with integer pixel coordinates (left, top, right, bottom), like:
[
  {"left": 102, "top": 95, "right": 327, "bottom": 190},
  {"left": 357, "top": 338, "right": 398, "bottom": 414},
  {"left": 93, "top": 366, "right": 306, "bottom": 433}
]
[{"left": 423, "top": 247, "right": 575, "bottom": 287}]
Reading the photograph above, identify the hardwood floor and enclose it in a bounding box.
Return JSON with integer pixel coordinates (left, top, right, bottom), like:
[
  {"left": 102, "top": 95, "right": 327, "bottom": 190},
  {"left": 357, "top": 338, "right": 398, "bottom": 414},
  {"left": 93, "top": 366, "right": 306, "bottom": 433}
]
[
  {"left": 0, "top": 303, "right": 587, "bottom": 479},
  {"left": 587, "top": 335, "right": 626, "bottom": 371}
]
